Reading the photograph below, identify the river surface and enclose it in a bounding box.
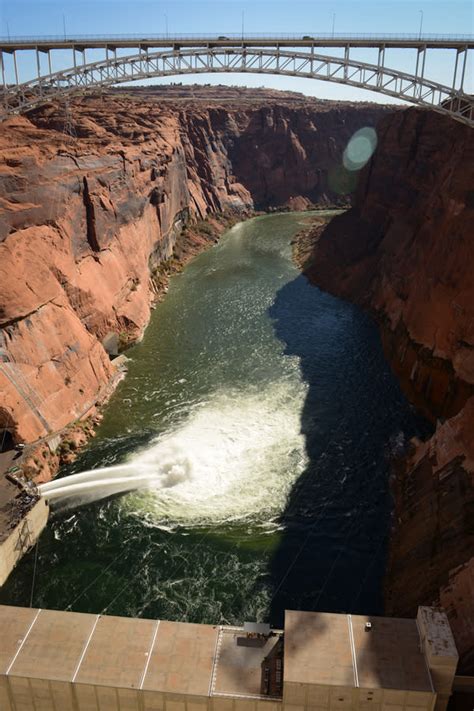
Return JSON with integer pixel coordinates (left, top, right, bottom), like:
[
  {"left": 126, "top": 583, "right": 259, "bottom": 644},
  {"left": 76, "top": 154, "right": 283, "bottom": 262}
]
[{"left": 0, "top": 212, "right": 428, "bottom": 625}]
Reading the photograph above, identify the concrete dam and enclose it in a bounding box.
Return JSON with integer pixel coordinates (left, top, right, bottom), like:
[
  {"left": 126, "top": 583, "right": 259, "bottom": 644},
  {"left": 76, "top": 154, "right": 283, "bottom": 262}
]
[{"left": 0, "top": 604, "right": 459, "bottom": 711}]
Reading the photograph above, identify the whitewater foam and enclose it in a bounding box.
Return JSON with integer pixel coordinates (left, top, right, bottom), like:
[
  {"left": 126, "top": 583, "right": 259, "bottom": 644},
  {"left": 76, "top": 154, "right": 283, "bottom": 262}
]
[{"left": 39, "top": 381, "right": 308, "bottom": 524}]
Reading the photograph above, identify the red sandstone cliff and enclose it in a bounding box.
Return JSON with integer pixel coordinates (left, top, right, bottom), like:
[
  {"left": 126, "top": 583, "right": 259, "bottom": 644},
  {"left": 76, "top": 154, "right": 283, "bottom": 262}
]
[
  {"left": 299, "top": 108, "right": 474, "bottom": 671},
  {"left": 0, "top": 106, "right": 192, "bottom": 445},
  {"left": 0, "top": 88, "right": 387, "bottom": 446}
]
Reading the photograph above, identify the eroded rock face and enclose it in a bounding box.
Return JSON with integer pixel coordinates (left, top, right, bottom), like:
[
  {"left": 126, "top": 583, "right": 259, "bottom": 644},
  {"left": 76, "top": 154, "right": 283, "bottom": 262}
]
[
  {"left": 211, "top": 104, "right": 383, "bottom": 207},
  {"left": 0, "top": 109, "right": 190, "bottom": 443},
  {"left": 301, "top": 108, "right": 474, "bottom": 671},
  {"left": 0, "top": 89, "right": 388, "bottom": 443}
]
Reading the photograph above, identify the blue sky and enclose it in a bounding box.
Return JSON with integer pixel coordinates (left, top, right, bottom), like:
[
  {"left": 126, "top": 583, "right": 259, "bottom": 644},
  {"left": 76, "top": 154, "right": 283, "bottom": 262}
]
[{"left": 1, "top": 0, "right": 472, "bottom": 103}]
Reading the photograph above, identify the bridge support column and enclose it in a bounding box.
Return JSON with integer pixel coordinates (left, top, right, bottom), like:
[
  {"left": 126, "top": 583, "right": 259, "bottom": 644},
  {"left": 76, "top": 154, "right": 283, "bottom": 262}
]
[
  {"left": 451, "top": 46, "right": 469, "bottom": 93},
  {"left": 12, "top": 50, "right": 19, "bottom": 85},
  {"left": 453, "top": 48, "right": 460, "bottom": 90},
  {"left": 0, "top": 51, "right": 6, "bottom": 112},
  {"left": 376, "top": 46, "right": 385, "bottom": 88},
  {"left": 459, "top": 45, "right": 468, "bottom": 91},
  {"left": 139, "top": 44, "right": 149, "bottom": 74},
  {"left": 414, "top": 46, "right": 426, "bottom": 98},
  {"left": 35, "top": 48, "right": 43, "bottom": 96},
  {"left": 419, "top": 47, "right": 427, "bottom": 98}
]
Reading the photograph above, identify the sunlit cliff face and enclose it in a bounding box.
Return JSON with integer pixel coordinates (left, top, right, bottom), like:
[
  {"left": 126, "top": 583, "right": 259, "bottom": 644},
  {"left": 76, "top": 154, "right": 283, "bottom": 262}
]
[{"left": 0, "top": 95, "right": 388, "bottom": 446}]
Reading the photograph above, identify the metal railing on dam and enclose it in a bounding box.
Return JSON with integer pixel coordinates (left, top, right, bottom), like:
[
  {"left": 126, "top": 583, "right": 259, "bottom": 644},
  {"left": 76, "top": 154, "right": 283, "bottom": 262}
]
[{"left": 0, "top": 33, "right": 472, "bottom": 125}]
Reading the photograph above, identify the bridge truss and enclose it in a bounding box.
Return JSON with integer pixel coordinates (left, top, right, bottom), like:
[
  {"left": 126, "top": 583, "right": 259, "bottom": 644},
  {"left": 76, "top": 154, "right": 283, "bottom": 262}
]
[{"left": 0, "top": 35, "right": 472, "bottom": 125}]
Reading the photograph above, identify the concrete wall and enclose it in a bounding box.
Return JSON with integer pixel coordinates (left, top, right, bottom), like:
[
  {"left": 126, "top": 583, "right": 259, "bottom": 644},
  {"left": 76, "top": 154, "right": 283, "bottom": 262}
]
[
  {"left": 1, "top": 682, "right": 282, "bottom": 711},
  {"left": 283, "top": 681, "right": 435, "bottom": 711},
  {"left": 0, "top": 498, "right": 49, "bottom": 586},
  {"left": 0, "top": 606, "right": 455, "bottom": 711},
  {"left": 0, "top": 678, "right": 442, "bottom": 711},
  {"left": 417, "top": 608, "right": 458, "bottom": 711}
]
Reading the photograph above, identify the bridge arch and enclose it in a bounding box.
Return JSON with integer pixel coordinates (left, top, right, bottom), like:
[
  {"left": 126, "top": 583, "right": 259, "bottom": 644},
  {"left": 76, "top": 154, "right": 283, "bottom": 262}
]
[{"left": 1, "top": 45, "right": 473, "bottom": 126}]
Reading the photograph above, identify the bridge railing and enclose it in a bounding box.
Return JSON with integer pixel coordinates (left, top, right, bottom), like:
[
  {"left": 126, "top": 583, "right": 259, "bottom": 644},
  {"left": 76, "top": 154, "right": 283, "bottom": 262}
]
[{"left": 0, "top": 32, "right": 473, "bottom": 43}]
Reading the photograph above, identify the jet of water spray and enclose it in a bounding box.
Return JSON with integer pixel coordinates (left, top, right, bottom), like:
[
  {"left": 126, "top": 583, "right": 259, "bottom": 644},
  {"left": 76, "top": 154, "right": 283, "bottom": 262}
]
[{"left": 38, "top": 386, "right": 307, "bottom": 522}]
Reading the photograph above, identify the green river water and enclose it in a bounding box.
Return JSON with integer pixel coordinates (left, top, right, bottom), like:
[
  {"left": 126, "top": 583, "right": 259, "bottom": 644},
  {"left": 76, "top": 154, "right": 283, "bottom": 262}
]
[{"left": 0, "top": 212, "right": 428, "bottom": 625}]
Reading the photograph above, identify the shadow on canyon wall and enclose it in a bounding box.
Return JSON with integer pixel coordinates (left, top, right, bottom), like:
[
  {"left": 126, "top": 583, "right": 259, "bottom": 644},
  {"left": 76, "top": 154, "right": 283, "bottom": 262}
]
[
  {"left": 222, "top": 105, "right": 388, "bottom": 208},
  {"left": 265, "top": 272, "right": 431, "bottom": 629}
]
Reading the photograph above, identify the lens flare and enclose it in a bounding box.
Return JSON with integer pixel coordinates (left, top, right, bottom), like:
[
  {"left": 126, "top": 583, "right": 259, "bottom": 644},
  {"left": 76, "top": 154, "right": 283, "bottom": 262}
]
[{"left": 343, "top": 127, "right": 378, "bottom": 171}]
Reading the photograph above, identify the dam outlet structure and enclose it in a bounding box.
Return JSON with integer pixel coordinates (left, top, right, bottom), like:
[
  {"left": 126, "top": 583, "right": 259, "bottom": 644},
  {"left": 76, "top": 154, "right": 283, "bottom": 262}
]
[{"left": 0, "top": 604, "right": 460, "bottom": 711}]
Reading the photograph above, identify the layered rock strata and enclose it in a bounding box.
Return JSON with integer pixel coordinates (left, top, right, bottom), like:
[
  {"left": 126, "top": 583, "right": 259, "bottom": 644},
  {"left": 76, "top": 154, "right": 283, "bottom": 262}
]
[
  {"left": 0, "top": 87, "right": 388, "bottom": 445},
  {"left": 297, "top": 108, "right": 474, "bottom": 671}
]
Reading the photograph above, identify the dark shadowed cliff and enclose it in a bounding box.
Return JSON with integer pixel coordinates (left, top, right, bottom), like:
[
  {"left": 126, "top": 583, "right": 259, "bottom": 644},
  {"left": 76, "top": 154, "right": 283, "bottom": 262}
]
[{"left": 298, "top": 108, "right": 474, "bottom": 672}]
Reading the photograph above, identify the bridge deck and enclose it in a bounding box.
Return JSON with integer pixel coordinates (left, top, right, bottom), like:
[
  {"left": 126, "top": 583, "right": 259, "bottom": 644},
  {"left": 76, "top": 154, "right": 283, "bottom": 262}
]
[{"left": 0, "top": 34, "right": 473, "bottom": 52}]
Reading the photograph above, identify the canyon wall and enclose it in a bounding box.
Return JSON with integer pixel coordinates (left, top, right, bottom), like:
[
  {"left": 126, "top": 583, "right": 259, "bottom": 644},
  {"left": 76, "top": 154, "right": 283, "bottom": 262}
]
[
  {"left": 0, "top": 88, "right": 388, "bottom": 445},
  {"left": 300, "top": 108, "right": 474, "bottom": 671}
]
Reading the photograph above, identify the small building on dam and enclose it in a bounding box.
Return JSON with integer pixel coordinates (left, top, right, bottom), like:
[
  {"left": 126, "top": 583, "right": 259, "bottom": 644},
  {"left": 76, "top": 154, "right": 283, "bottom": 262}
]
[{"left": 0, "top": 604, "right": 458, "bottom": 711}]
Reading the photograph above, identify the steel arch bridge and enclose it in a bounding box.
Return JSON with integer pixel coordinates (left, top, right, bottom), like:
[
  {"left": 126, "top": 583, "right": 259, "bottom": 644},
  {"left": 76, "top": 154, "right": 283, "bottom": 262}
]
[{"left": 0, "top": 34, "right": 473, "bottom": 126}]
